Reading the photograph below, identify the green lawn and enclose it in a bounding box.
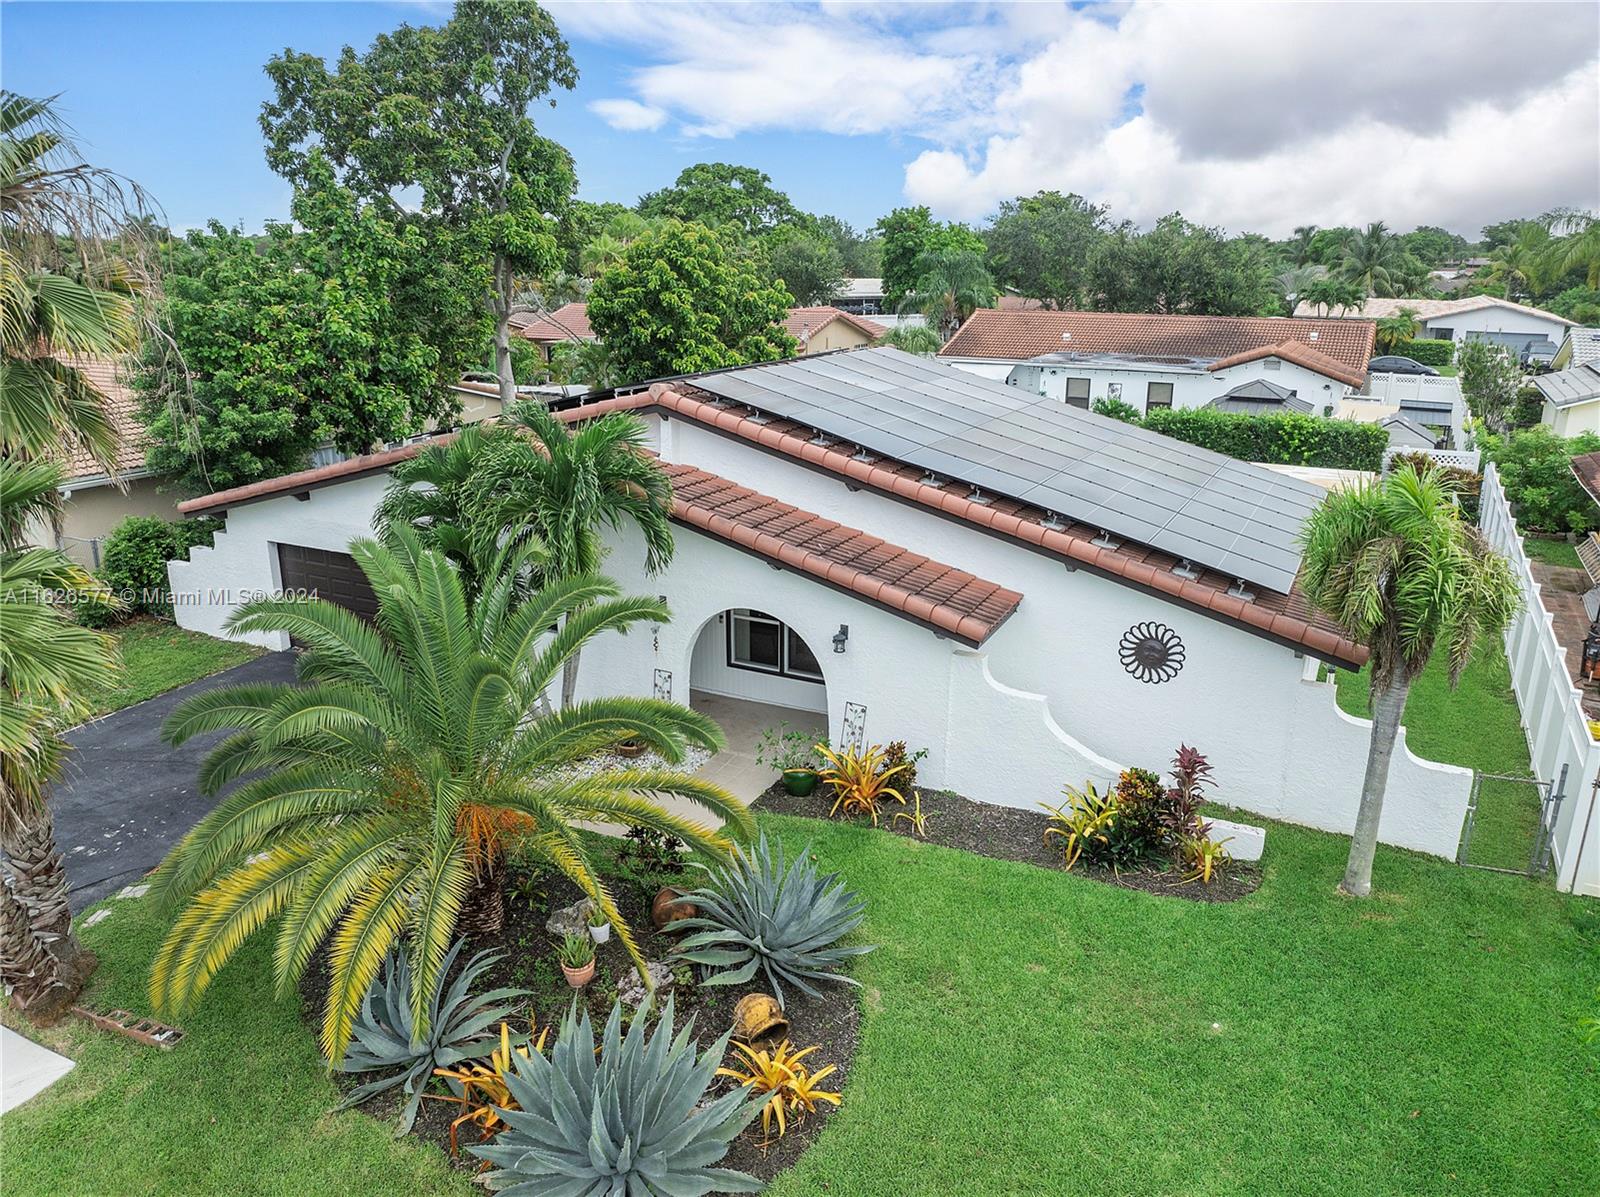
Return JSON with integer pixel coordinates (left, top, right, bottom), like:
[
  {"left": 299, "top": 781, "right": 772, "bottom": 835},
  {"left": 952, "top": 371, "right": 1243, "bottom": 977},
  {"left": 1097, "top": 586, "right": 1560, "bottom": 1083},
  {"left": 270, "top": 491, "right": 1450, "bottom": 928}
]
[
  {"left": 1523, "top": 536, "right": 1583, "bottom": 570},
  {"left": 88, "top": 618, "right": 261, "bottom": 717},
  {"left": 4, "top": 815, "right": 1595, "bottom": 1197},
  {"left": 1335, "top": 639, "right": 1540, "bottom": 869}
]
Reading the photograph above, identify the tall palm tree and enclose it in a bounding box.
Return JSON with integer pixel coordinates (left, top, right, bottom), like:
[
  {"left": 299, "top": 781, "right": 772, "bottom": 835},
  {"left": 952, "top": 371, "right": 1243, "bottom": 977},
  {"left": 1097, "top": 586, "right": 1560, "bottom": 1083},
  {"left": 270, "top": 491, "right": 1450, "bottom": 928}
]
[
  {"left": 0, "top": 457, "right": 118, "bottom": 1015},
  {"left": 1374, "top": 307, "right": 1421, "bottom": 354},
  {"left": 1485, "top": 223, "right": 1551, "bottom": 300},
  {"left": 1339, "top": 222, "right": 1405, "bottom": 296},
  {"left": 1543, "top": 208, "right": 1600, "bottom": 289},
  {"left": 1, "top": 91, "right": 158, "bottom": 1018},
  {"left": 1275, "top": 264, "right": 1326, "bottom": 315},
  {"left": 1300, "top": 275, "right": 1365, "bottom": 316},
  {"left": 148, "top": 530, "right": 750, "bottom": 1061},
  {"left": 900, "top": 248, "right": 997, "bottom": 342},
  {"left": 1300, "top": 465, "right": 1519, "bottom": 896},
  {"left": 877, "top": 324, "right": 942, "bottom": 355},
  {"left": 1290, "top": 224, "right": 1318, "bottom": 266},
  {"left": 476, "top": 404, "right": 674, "bottom": 707}
]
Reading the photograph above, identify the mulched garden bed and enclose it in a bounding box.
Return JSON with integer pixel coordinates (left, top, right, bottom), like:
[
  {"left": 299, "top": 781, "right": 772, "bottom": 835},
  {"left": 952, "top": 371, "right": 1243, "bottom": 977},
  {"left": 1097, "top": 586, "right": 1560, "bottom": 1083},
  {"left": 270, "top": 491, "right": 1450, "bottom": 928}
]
[
  {"left": 304, "top": 848, "right": 861, "bottom": 1188},
  {"left": 757, "top": 781, "right": 1262, "bottom": 903}
]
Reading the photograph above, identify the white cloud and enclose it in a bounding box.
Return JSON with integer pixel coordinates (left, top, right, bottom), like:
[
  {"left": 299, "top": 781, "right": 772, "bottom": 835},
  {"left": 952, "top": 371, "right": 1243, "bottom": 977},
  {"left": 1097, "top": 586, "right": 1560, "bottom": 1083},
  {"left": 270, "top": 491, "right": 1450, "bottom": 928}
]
[
  {"left": 589, "top": 98, "right": 667, "bottom": 132},
  {"left": 561, "top": 0, "right": 1600, "bottom": 234}
]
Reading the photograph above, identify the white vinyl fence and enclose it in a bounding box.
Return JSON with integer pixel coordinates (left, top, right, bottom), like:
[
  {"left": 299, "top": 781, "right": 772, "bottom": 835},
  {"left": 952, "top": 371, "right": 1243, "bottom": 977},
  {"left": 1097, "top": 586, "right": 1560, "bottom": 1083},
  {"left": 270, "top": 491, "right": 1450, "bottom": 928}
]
[{"left": 1479, "top": 463, "right": 1600, "bottom": 896}]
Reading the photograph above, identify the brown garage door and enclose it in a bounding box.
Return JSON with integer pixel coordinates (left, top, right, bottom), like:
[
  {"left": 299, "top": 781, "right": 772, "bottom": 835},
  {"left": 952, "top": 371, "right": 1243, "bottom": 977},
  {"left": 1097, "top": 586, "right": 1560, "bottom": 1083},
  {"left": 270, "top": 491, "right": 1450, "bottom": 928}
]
[{"left": 276, "top": 544, "right": 380, "bottom": 621}]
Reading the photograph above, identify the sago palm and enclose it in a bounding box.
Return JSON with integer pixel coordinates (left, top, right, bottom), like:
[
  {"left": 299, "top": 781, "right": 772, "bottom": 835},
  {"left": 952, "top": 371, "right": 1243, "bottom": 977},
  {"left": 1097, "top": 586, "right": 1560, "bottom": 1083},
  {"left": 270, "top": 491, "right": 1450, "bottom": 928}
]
[
  {"left": 474, "top": 403, "right": 674, "bottom": 706},
  {"left": 0, "top": 456, "right": 119, "bottom": 1013},
  {"left": 147, "top": 530, "right": 748, "bottom": 1061},
  {"left": 1300, "top": 465, "right": 1519, "bottom": 896}
]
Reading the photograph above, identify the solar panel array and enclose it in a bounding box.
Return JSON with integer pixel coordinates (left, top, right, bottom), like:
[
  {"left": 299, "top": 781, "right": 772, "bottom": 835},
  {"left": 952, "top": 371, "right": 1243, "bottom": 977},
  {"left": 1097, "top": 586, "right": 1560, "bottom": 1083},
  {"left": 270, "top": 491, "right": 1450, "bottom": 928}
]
[{"left": 690, "top": 347, "right": 1326, "bottom": 594}]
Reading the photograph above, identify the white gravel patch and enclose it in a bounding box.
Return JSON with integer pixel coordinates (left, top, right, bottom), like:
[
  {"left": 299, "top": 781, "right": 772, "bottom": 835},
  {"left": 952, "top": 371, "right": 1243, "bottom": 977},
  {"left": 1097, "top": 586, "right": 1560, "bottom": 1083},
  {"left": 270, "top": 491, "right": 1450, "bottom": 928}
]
[{"left": 553, "top": 744, "right": 713, "bottom": 781}]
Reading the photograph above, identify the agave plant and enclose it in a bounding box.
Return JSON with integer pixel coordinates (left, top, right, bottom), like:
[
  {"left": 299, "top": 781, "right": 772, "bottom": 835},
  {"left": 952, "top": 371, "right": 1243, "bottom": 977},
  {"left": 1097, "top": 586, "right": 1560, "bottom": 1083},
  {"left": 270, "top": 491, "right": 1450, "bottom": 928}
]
[
  {"left": 473, "top": 995, "right": 764, "bottom": 1195},
  {"left": 333, "top": 939, "right": 526, "bottom": 1133},
  {"left": 667, "top": 833, "right": 873, "bottom": 1009}
]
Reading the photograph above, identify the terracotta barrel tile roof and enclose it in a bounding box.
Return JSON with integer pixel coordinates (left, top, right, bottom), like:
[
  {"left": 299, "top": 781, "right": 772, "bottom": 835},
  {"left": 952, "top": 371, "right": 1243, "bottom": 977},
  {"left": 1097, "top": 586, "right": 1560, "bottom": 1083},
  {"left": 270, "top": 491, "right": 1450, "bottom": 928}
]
[
  {"left": 1207, "top": 340, "right": 1368, "bottom": 389},
  {"left": 939, "top": 308, "right": 1375, "bottom": 376},
  {"left": 61, "top": 356, "right": 149, "bottom": 481},
  {"left": 783, "top": 306, "right": 886, "bottom": 342},
  {"left": 664, "top": 462, "right": 1020, "bottom": 645},
  {"left": 515, "top": 302, "right": 594, "bottom": 343},
  {"left": 176, "top": 365, "right": 1366, "bottom": 667}
]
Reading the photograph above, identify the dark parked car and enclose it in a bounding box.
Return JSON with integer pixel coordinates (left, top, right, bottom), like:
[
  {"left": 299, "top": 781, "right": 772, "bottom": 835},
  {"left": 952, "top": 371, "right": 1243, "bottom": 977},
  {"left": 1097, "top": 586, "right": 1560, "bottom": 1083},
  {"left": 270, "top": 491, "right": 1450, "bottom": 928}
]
[{"left": 1368, "top": 355, "right": 1440, "bottom": 376}]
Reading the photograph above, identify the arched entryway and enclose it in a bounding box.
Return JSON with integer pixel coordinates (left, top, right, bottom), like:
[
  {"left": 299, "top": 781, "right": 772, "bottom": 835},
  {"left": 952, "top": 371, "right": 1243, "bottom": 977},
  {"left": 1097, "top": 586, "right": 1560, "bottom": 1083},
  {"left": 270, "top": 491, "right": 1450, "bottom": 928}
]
[{"left": 687, "top": 608, "right": 829, "bottom": 799}]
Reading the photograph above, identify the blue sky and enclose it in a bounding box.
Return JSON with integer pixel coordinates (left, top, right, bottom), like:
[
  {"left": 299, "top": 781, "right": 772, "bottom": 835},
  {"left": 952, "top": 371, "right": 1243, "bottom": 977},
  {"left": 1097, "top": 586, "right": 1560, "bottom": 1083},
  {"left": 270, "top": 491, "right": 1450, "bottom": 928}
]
[
  {"left": 1, "top": 1, "right": 907, "bottom": 234},
  {"left": 4, "top": 2, "right": 1596, "bottom": 239}
]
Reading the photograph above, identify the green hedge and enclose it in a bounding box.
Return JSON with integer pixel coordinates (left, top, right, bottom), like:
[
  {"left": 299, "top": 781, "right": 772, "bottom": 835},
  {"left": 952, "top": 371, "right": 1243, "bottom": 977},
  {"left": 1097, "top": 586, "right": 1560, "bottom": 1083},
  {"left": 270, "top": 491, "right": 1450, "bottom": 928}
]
[
  {"left": 99, "top": 515, "right": 223, "bottom": 619},
  {"left": 1393, "top": 338, "right": 1455, "bottom": 368},
  {"left": 1142, "top": 407, "right": 1389, "bottom": 471}
]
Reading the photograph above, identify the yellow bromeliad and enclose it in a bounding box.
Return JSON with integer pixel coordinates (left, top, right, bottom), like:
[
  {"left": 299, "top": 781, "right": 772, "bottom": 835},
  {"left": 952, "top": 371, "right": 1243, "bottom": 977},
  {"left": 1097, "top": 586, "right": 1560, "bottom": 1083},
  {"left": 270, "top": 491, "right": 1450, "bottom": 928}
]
[
  {"left": 815, "top": 743, "right": 908, "bottom": 825},
  {"left": 431, "top": 1018, "right": 550, "bottom": 1156},
  {"left": 716, "top": 1039, "right": 842, "bottom": 1141}
]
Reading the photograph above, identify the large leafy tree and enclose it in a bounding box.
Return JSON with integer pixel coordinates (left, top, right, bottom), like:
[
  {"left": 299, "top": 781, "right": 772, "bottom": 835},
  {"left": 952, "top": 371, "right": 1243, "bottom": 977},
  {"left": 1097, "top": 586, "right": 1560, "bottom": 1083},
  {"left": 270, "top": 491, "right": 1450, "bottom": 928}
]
[
  {"left": 1300, "top": 466, "right": 1519, "bottom": 896},
  {"left": 0, "top": 92, "right": 145, "bottom": 1016},
  {"left": 814, "top": 214, "right": 881, "bottom": 279},
  {"left": 148, "top": 531, "right": 751, "bottom": 1059},
  {"left": 587, "top": 221, "right": 795, "bottom": 384},
  {"left": 765, "top": 230, "right": 845, "bottom": 306},
  {"left": 470, "top": 404, "right": 675, "bottom": 707},
  {"left": 141, "top": 170, "right": 448, "bottom": 493},
  {"left": 875, "top": 206, "right": 985, "bottom": 306},
  {"left": 1457, "top": 339, "right": 1523, "bottom": 434},
  {"left": 637, "top": 162, "right": 806, "bottom": 241},
  {"left": 261, "top": 0, "right": 577, "bottom": 408},
  {"left": 1088, "top": 213, "right": 1276, "bottom": 316},
  {"left": 984, "top": 191, "right": 1108, "bottom": 310},
  {"left": 901, "top": 248, "right": 997, "bottom": 342}
]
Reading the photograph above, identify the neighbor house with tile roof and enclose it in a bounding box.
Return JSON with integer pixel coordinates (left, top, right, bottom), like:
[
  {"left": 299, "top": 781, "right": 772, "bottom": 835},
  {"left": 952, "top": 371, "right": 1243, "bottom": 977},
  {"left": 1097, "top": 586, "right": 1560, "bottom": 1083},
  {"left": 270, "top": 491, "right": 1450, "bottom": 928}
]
[
  {"left": 29, "top": 357, "right": 184, "bottom": 567},
  {"left": 939, "top": 309, "right": 1374, "bottom": 416},
  {"left": 518, "top": 302, "right": 884, "bottom": 359},
  {"left": 1292, "top": 295, "right": 1574, "bottom": 364},
  {"left": 169, "top": 347, "right": 1472, "bottom": 859}
]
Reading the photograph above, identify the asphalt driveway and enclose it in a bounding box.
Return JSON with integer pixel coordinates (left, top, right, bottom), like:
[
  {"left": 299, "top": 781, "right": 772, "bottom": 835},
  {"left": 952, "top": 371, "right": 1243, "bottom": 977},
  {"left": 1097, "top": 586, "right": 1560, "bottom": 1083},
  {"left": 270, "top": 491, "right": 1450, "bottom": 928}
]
[{"left": 56, "top": 650, "right": 299, "bottom": 911}]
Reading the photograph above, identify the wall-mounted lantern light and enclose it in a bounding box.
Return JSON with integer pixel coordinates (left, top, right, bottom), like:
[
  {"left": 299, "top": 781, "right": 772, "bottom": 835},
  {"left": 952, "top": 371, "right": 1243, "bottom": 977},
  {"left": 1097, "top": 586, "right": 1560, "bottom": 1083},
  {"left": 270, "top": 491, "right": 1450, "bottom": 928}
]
[{"left": 832, "top": 624, "right": 849, "bottom": 654}]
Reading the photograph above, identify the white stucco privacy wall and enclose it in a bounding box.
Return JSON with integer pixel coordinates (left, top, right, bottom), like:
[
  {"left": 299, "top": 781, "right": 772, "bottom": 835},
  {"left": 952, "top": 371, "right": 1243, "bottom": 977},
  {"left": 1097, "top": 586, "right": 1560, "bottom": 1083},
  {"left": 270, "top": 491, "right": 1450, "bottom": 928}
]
[{"left": 172, "top": 412, "right": 1474, "bottom": 858}]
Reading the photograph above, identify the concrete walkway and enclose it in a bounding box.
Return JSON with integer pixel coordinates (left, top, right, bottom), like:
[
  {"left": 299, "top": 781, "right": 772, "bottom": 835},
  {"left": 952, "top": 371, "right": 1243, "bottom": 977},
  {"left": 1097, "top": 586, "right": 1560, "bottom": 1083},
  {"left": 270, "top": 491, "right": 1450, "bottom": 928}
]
[
  {"left": 690, "top": 690, "right": 827, "bottom": 804},
  {"left": 56, "top": 651, "right": 300, "bottom": 912},
  {"left": 0, "top": 1025, "right": 74, "bottom": 1113}
]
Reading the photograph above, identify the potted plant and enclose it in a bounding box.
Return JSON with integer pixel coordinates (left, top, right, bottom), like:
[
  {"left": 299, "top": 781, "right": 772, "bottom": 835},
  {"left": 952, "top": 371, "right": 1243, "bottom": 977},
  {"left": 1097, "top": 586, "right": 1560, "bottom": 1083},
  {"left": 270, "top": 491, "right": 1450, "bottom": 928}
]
[
  {"left": 615, "top": 737, "right": 647, "bottom": 759},
  {"left": 558, "top": 931, "right": 596, "bottom": 988},
  {"left": 755, "top": 725, "right": 827, "bottom": 796},
  {"left": 587, "top": 906, "right": 611, "bottom": 944}
]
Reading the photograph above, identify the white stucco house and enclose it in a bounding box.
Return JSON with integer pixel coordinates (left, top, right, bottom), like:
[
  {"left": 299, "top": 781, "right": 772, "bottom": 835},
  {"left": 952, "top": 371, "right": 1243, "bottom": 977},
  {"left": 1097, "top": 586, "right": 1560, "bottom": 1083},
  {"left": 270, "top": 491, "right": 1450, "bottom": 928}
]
[
  {"left": 1293, "top": 296, "right": 1575, "bottom": 365},
  {"left": 1551, "top": 327, "right": 1600, "bottom": 371},
  {"left": 1534, "top": 362, "right": 1600, "bottom": 437},
  {"left": 169, "top": 348, "right": 1473, "bottom": 858},
  {"left": 939, "top": 310, "right": 1374, "bottom": 417}
]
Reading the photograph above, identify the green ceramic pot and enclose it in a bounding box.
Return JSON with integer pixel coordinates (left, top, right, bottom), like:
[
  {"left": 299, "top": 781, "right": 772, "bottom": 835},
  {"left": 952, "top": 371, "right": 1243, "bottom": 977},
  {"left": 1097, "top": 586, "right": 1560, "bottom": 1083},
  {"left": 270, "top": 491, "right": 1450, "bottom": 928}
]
[{"left": 781, "top": 769, "right": 819, "bottom": 797}]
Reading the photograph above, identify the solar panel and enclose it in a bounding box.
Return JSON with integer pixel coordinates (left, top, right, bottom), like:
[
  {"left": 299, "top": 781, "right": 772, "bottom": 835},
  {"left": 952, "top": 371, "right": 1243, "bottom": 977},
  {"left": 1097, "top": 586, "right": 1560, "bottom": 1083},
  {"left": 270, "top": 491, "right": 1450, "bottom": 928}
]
[{"left": 688, "top": 348, "right": 1327, "bottom": 593}]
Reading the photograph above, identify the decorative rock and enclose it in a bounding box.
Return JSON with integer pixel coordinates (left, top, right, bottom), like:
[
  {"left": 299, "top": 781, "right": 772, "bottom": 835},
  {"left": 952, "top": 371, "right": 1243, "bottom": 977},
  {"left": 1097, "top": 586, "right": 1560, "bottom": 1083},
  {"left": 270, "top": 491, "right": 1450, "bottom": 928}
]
[
  {"left": 115, "top": 883, "right": 150, "bottom": 899},
  {"left": 617, "top": 961, "right": 674, "bottom": 1009},
  {"left": 545, "top": 898, "right": 596, "bottom": 937},
  {"left": 1208, "top": 817, "right": 1266, "bottom": 863}
]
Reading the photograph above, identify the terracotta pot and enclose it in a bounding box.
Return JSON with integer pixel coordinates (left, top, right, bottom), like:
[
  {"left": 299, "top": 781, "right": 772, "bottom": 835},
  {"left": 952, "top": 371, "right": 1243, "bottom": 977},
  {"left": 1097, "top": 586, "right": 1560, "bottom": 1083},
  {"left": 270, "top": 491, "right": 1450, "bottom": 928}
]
[
  {"left": 562, "top": 959, "right": 596, "bottom": 988},
  {"left": 616, "top": 739, "right": 647, "bottom": 758},
  {"left": 652, "top": 885, "right": 698, "bottom": 930},
  {"left": 781, "top": 769, "right": 819, "bottom": 796},
  {"left": 732, "top": 992, "right": 789, "bottom": 1045}
]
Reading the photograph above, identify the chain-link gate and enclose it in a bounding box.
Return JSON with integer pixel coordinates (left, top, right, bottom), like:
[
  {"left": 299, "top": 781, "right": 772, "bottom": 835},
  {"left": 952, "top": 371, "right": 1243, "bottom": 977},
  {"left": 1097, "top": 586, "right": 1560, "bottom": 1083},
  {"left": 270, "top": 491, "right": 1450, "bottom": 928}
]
[{"left": 1457, "top": 765, "right": 1566, "bottom": 876}]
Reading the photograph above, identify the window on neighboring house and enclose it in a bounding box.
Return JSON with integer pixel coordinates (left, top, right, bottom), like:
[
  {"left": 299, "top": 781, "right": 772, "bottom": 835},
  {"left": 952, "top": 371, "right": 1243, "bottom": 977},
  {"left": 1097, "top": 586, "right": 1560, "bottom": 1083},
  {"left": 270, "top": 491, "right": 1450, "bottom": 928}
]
[
  {"left": 726, "top": 610, "right": 823, "bottom": 683},
  {"left": 1065, "top": 377, "right": 1091, "bottom": 409},
  {"left": 1262, "top": 358, "right": 1282, "bottom": 371},
  {"left": 1431, "top": 326, "right": 1454, "bottom": 341},
  {"left": 1146, "top": 381, "right": 1175, "bottom": 411}
]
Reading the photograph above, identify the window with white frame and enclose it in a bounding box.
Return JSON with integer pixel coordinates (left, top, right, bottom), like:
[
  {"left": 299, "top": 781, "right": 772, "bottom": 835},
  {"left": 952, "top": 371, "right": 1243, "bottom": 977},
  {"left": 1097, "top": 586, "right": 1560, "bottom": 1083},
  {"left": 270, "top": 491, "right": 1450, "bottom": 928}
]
[
  {"left": 726, "top": 610, "right": 823, "bottom": 682},
  {"left": 1146, "top": 381, "right": 1175, "bottom": 411}
]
